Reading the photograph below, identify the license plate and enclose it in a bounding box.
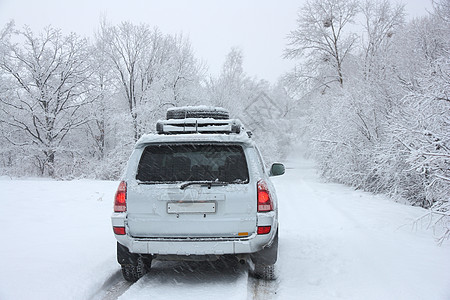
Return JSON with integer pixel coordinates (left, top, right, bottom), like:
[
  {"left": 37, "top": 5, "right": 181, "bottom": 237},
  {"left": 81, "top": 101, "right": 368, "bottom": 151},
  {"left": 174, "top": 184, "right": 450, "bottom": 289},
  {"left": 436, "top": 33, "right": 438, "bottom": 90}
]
[{"left": 167, "top": 202, "right": 216, "bottom": 214}]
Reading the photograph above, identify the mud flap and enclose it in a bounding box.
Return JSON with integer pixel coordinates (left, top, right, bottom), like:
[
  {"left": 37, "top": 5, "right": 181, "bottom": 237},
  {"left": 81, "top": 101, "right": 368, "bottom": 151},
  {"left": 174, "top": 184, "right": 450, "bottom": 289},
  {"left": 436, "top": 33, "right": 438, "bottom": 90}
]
[
  {"left": 117, "top": 242, "right": 143, "bottom": 266},
  {"left": 250, "top": 230, "right": 278, "bottom": 265}
]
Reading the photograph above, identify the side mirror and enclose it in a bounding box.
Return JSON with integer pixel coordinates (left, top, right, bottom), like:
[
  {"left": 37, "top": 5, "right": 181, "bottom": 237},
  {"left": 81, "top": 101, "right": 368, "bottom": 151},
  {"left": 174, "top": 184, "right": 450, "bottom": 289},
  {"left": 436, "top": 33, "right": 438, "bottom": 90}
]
[{"left": 270, "top": 163, "right": 285, "bottom": 176}]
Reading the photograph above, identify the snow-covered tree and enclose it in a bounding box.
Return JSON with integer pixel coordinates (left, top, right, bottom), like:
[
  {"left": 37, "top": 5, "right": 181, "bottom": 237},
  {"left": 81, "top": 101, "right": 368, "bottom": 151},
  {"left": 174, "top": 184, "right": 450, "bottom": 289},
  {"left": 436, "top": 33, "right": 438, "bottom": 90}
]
[
  {"left": 360, "top": 0, "right": 405, "bottom": 80},
  {"left": 283, "top": 0, "right": 449, "bottom": 244},
  {"left": 96, "top": 21, "right": 161, "bottom": 141},
  {"left": 0, "top": 25, "right": 94, "bottom": 177},
  {"left": 285, "top": 0, "right": 359, "bottom": 87},
  {"left": 207, "top": 48, "right": 249, "bottom": 113},
  {"left": 97, "top": 21, "right": 205, "bottom": 141}
]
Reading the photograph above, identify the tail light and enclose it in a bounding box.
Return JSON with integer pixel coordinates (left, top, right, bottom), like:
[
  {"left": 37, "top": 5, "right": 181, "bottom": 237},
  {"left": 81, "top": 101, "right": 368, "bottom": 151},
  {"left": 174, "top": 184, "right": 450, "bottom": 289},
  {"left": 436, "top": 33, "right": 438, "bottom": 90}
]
[
  {"left": 257, "top": 226, "right": 271, "bottom": 235},
  {"left": 113, "top": 226, "right": 126, "bottom": 235},
  {"left": 114, "top": 181, "right": 127, "bottom": 212},
  {"left": 257, "top": 180, "right": 273, "bottom": 212}
]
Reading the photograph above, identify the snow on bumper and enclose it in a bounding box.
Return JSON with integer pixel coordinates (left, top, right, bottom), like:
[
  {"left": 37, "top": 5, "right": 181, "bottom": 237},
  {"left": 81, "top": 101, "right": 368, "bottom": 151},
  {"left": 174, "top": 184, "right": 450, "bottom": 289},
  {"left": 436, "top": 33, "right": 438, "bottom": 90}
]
[
  {"left": 115, "top": 235, "right": 273, "bottom": 255},
  {"left": 111, "top": 212, "right": 276, "bottom": 255}
]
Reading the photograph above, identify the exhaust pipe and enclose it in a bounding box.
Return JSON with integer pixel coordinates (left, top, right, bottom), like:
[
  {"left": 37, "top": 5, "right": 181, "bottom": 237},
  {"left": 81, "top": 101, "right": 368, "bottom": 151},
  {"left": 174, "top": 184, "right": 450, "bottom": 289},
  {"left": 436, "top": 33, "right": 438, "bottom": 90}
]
[{"left": 236, "top": 254, "right": 248, "bottom": 265}]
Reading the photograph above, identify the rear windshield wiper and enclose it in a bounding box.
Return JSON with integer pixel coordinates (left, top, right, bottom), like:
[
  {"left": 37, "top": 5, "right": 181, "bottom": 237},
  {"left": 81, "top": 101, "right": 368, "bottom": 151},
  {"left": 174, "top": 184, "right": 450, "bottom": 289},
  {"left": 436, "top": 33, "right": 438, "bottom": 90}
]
[
  {"left": 136, "top": 180, "right": 158, "bottom": 185},
  {"left": 180, "top": 181, "right": 229, "bottom": 190}
]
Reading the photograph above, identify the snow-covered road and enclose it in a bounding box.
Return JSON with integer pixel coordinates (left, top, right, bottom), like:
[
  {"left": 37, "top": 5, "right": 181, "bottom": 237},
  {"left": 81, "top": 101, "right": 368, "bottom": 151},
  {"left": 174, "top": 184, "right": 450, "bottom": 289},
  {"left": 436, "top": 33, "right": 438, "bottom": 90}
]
[
  {"left": 274, "top": 159, "right": 450, "bottom": 300},
  {"left": 1, "top": 157, "right": 449, "bottom": 300}
]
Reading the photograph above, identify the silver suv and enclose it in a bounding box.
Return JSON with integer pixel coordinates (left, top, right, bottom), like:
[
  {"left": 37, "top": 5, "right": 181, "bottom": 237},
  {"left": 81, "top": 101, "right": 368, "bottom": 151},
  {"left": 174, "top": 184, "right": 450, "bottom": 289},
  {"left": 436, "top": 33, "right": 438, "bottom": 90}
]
[{"left": 111, "top": 107, "right": 285, "bottom": 281}]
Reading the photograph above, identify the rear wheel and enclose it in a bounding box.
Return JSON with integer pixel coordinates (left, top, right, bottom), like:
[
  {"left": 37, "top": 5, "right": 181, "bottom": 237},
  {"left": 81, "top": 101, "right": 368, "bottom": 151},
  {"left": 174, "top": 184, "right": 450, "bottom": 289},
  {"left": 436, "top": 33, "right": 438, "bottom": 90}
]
[
  {"left": 121, "top": 257, "right": 147, "bottom": 282},
  {"left": 250, "top": 229, "right": 278, "bottom": 280},
  {"left": 117, "top": 242, "right": 152, "bottom": 282},
  {"left": 253, "top": 263, "right": 276, "bottom": 280}
]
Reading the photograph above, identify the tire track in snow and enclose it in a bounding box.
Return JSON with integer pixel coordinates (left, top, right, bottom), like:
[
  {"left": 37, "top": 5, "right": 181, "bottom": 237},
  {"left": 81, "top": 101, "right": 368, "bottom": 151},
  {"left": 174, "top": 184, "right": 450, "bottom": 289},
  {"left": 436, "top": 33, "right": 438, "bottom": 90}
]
[
  {"left": 247, "top": 276, "right": 279, "bottom": 300},
  {"left": 89, "top": 270, "right": 133, "bottom": 300},
  {"left": 246, "top": 258, "right": 279, "bottom": 299},
  {"left": 96, "top": 261, "right": 279, "bottom": 300},
  {"left": 115, "top": 259, "right": 249, "bottom": 299}
]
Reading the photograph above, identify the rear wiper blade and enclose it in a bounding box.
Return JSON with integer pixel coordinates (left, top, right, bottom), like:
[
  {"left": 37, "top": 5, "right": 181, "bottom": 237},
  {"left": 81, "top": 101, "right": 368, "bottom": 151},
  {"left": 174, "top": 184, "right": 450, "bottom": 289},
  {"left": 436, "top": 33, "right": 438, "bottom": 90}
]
[
  {"left": 180, "top": 181, "right": 229, "bottom": 190},
  {"left": 136, "top": 180, "right": 158, "bottom": 185}
]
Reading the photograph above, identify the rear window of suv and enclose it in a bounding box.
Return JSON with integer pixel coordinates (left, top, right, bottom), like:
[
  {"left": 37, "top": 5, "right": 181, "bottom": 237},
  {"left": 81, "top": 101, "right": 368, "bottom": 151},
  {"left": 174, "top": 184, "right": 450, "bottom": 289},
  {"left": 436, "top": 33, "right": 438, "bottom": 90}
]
[{"left": 136, "top": 144, "right": 249, "bottom": 183}]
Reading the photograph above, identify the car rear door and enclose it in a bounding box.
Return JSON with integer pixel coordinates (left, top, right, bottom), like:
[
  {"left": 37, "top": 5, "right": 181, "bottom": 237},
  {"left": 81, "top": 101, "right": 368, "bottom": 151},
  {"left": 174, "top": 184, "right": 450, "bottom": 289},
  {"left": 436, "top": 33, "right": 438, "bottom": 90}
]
[{"left": 126, "top": 143, "right": 257, "bottom": 238}]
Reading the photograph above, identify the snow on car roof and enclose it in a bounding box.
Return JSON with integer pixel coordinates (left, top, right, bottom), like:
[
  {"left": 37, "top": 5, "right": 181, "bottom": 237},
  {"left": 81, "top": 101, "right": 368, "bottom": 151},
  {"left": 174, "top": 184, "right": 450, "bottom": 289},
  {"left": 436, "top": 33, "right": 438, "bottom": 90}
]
[{"left": 135, "top": 131, "right": 254, "bottom": 148}]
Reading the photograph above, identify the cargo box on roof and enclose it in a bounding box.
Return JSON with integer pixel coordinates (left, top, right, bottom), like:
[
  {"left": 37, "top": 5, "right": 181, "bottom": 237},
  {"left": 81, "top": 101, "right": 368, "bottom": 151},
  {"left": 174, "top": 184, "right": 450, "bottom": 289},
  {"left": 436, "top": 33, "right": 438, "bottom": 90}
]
[{"left": 166, "top": 106, "right": 229, "bottom": 120}]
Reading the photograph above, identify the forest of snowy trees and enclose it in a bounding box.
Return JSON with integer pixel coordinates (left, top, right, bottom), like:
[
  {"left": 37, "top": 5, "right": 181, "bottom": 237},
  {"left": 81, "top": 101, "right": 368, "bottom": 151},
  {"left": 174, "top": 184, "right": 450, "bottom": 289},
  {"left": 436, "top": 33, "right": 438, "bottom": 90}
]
[
  {"left": 0, "top": 19, "right": 295, "bottom": 180},
  {"left": 283, "top": 0, "right": 449, "bottom": 242},
  {"left": 0, "top": 0, "right": 448, "bottom": 238}
]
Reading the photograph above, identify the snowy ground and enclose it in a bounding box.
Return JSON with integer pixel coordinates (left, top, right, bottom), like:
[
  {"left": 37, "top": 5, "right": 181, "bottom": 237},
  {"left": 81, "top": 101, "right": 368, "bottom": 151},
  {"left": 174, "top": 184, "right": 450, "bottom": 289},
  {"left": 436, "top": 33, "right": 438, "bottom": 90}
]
[{"left": 1, "top": 157, "right": 449, "bottom": 300}]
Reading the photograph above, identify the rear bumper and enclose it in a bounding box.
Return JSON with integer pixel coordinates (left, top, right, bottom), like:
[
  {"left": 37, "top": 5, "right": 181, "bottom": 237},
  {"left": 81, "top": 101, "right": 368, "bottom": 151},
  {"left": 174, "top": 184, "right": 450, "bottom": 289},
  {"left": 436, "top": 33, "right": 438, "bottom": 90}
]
[
  {"left": 112, "top": 212, "right": 277, "bottom": 255},
  {"left": 115, "top": 235, "right": 273, "bottom": 255}
]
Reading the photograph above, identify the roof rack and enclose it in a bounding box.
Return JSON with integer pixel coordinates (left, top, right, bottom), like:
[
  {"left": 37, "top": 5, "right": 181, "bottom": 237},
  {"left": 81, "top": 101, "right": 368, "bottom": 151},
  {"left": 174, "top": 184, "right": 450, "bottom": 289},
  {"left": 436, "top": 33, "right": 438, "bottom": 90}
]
[{"left": 156, "top": 118, "right": 243, "bottom": 135}]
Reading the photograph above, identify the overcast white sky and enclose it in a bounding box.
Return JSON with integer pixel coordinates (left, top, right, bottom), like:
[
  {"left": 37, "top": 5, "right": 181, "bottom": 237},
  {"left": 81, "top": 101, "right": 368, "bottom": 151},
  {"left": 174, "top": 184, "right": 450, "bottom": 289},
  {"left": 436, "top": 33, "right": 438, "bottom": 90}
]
[{"left": 0, "top": 0, "right": 433, "bottom": 82}]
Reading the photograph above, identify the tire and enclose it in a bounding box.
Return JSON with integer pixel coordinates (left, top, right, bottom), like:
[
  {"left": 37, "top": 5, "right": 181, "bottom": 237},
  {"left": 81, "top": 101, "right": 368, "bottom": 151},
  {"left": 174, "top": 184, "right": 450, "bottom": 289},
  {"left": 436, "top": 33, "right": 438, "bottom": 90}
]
[
  {"left": 121, "top": 257, "right": 147, "bottom": 282},
  {"left": 117, "top": 242, "right": 151, "bottom": 282},
  {"left": 253, "top": 263, "right": 276, "bottom": 280}
]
